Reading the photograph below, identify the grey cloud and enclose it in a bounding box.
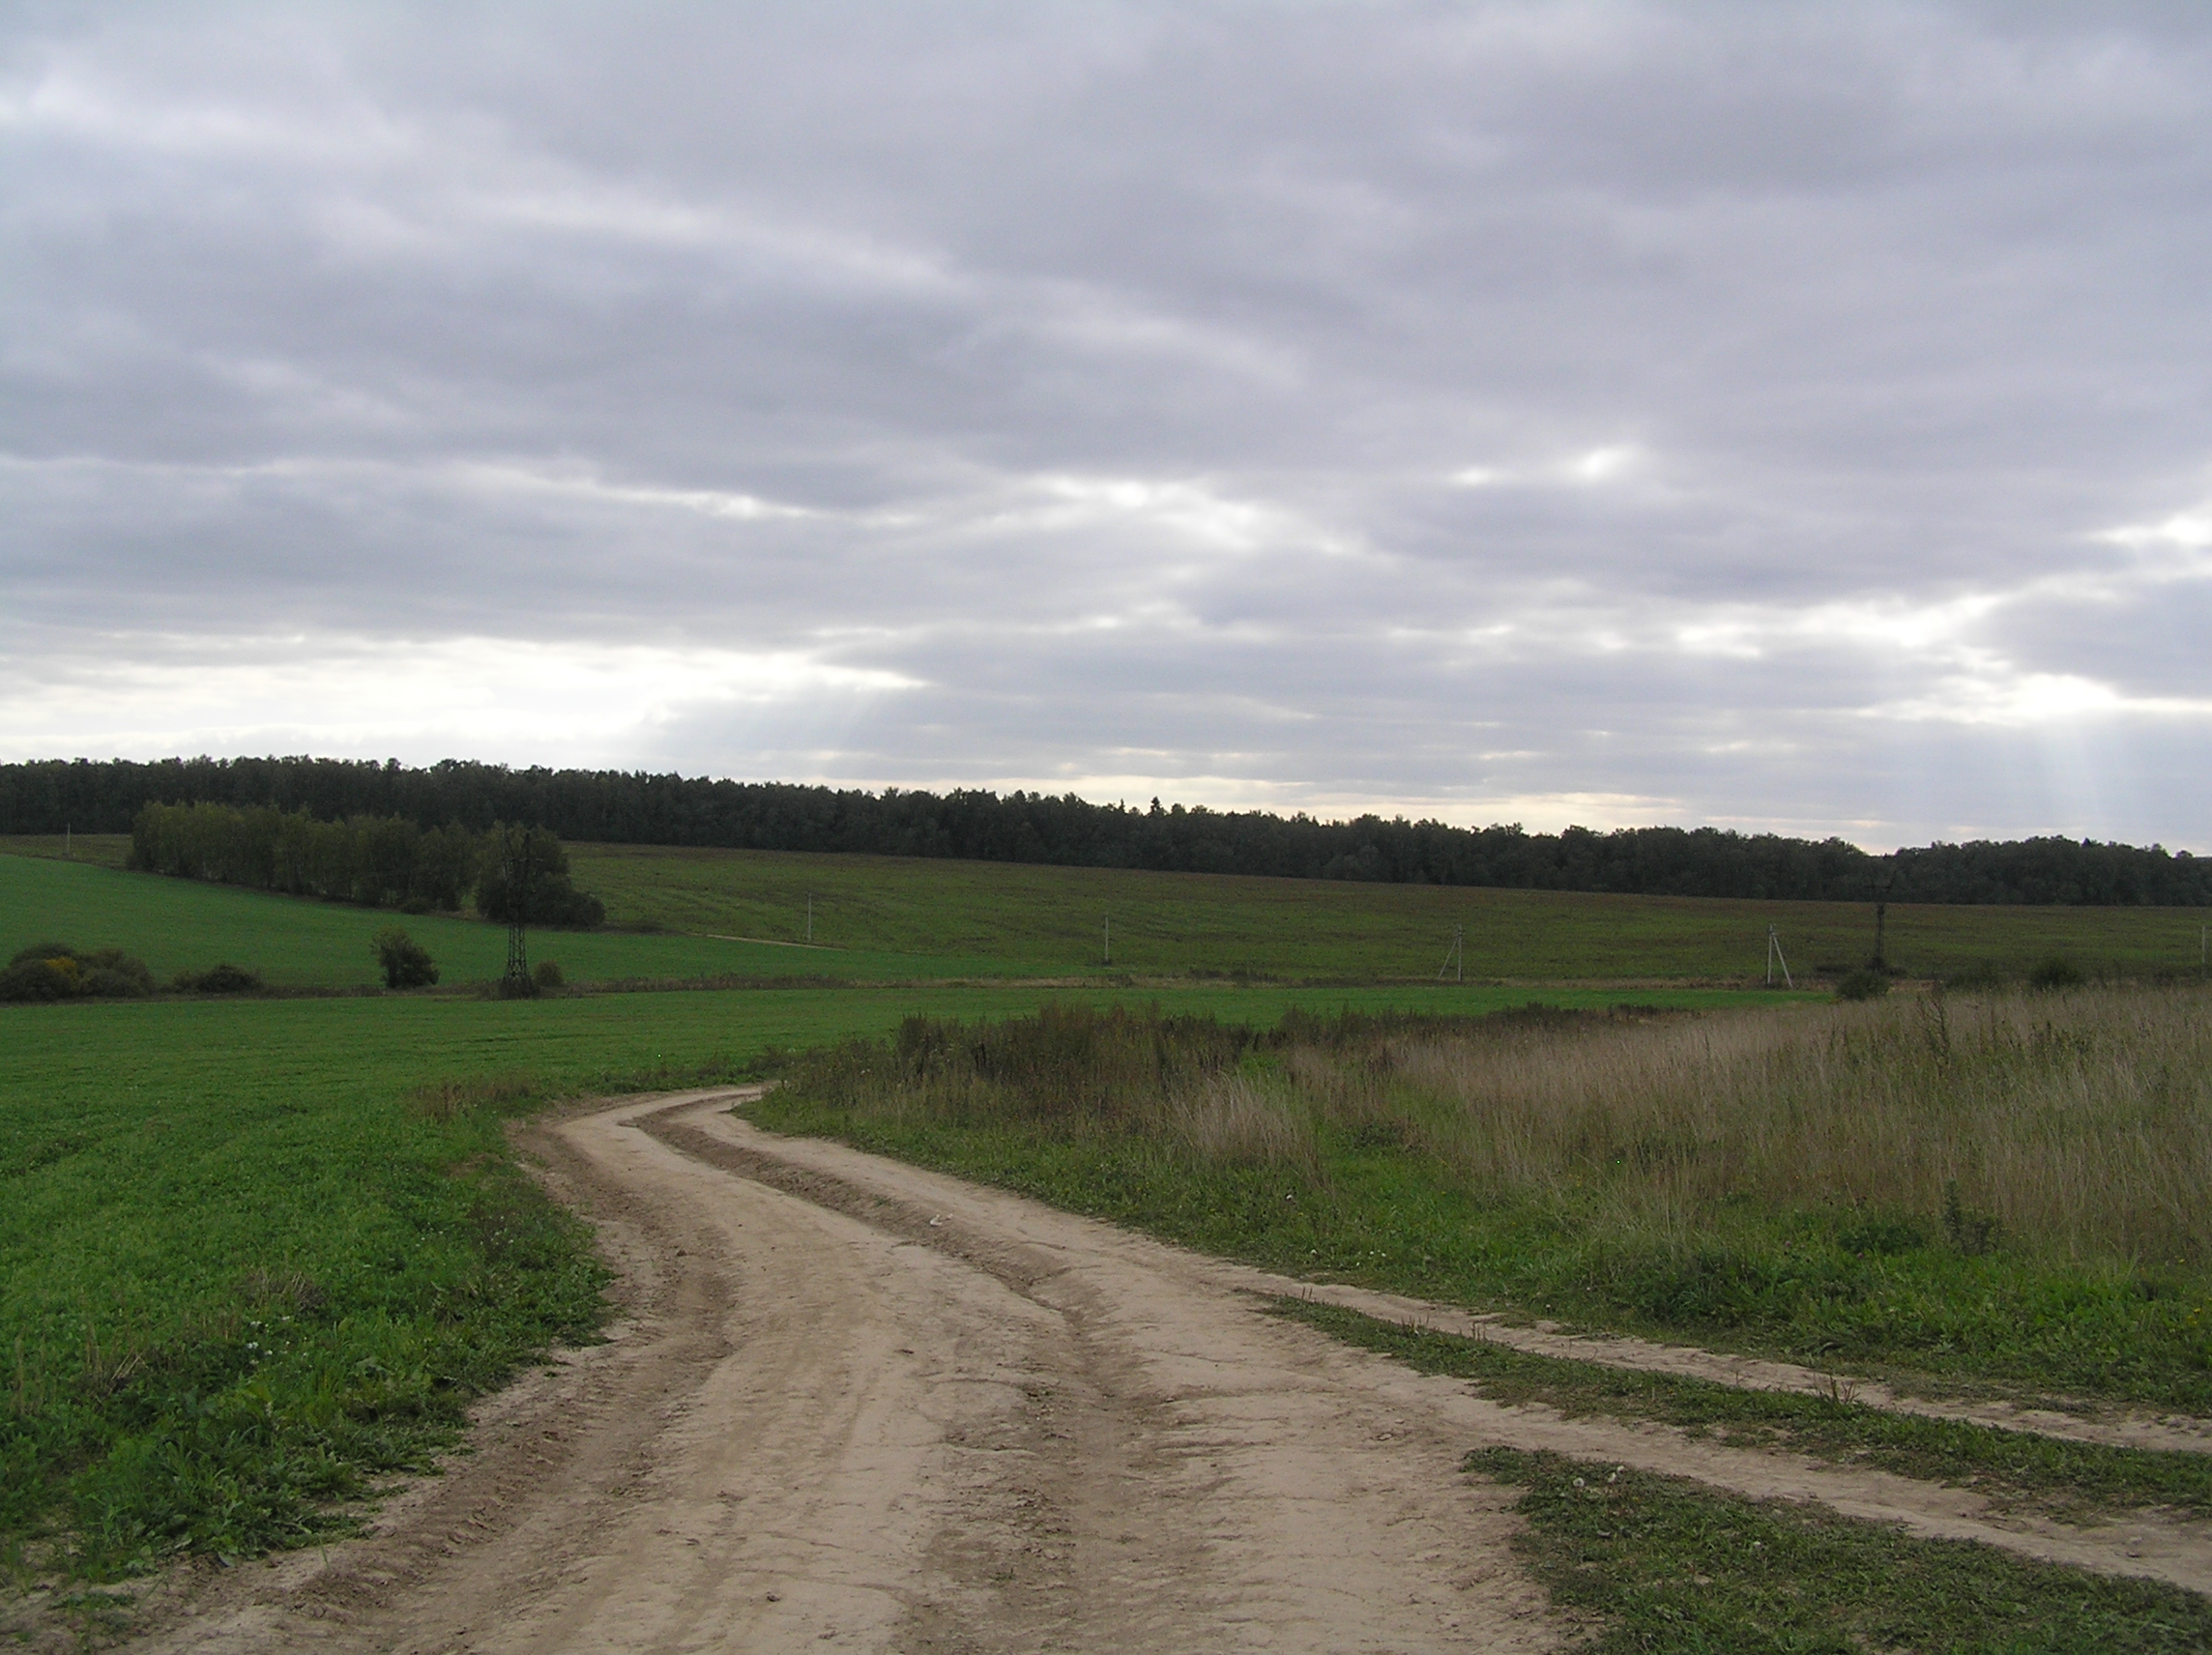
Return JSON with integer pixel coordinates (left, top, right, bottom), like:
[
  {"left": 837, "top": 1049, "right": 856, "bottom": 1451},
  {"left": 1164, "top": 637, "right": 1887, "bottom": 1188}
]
[{"left": 5, "top": 2, "right": 2212, "bottom": 847}]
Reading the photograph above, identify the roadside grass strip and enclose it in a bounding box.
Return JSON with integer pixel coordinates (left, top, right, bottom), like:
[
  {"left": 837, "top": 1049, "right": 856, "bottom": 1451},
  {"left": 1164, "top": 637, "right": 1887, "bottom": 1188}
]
[
  {"left": 1278, "top": 1299, "right": 2212, "bottom": 1525},
  {"left": 757, "top": 996, "right": 2212, "bottom": 1413},
  {"left": 1477, "top": 1448, "right": 2212, "bottom": 1654}
]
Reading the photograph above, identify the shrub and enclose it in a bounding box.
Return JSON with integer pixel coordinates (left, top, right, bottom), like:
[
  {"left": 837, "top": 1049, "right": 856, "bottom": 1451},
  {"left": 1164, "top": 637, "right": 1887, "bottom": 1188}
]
[
  {"left": 0, "top": 954, "right": 82, "bottom": 1002},
  {"left": 175, "top": 963, "right": 263, "bottom": 995},
  {"left": 1, "top": 944, "right": 155, "bottom": 1002},
  {"left": 370, "top": 927, "right": 439, "bottom": 990},
  {"left": 2027, "top": 956, "right": 2085, "bottom": 990},
  {"left": 531, "top": 960, "right": 565, "bottom": 990},
  {"left": 77, "top": 947, "right": 156, "bottom": 997},
  {"left": 1834, "top": 968, "right": 1892, "bottom": 1002}
]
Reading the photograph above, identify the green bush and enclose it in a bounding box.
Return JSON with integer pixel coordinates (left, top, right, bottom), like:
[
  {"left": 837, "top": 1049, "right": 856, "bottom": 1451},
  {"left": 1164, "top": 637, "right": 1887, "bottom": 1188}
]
[
  {"left": 531, "top": 960, "right": 565, "bottom": 990},
  {"left": 2028, "top": 956, "right": 2085, "bottom": 990},
  {"left": 174, "top": 963, "right": 263, "bottom": 995},
  {"left": 0, "top": 953, "right": 82, "bottom": 1002},
  {"left": 1834, "top": 968, "right": 1892, "bottom": 1002},
  {"left": 1, "top": 944, "right": 155, "bottom": 1002},
  {"left": 370, "top": 927, "right": 439, "bottom": 990}
]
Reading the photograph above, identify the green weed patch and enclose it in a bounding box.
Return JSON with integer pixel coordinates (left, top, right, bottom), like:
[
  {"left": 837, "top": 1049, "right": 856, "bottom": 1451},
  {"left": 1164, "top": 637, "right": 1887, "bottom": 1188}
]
[
  {"left": 1473, "top": 1448, "right": 2212, "bottom": 1653},
  {"left": 0, "top": 1018, "right": 606, "bottom": 1579}
]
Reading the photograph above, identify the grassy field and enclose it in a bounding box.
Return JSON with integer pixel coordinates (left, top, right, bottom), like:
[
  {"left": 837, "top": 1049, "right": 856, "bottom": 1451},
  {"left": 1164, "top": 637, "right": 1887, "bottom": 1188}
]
[
  {"left": 6, "top": 976, "right": 1778, "bottom": 1582},
  {"left": 7, "top": 831, "right": 2209, "bottom": 1636},
  {"left": 10, "top": 834, "right": 2210, "bottom": 984},
  {"left": 570, "top": 840, "right": 2212, "bottom": 982},
  {"left": 0, "top": 851, "right": 984, "bottom": 989}
]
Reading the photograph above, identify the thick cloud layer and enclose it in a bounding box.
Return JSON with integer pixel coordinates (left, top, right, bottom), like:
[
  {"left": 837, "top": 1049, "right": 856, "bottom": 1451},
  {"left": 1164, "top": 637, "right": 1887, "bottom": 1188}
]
[{"left": 6, "top": 3, "right": 2210, "bottom": 847}]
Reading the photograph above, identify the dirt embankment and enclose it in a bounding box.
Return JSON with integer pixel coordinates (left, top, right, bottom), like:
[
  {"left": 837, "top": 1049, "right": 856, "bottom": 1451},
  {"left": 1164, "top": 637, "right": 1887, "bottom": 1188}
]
[{"left": 121, "top": 1089, "right": 2212, "bottom": 1654}]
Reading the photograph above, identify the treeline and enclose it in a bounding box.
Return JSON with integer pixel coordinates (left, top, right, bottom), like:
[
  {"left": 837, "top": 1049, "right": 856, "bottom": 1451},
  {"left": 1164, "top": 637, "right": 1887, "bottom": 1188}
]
[
  {"left": 7, "top": 755, "right": 2206, "bottom": 906},
  {"left": 129, "top": 802, "right": 604, "bottom": 926}
]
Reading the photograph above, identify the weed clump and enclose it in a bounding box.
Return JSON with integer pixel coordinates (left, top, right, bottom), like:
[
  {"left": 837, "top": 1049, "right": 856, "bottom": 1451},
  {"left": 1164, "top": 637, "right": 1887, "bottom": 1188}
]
[{"left": 409, "top": 1071, "right": 541, "bottom": 1121}]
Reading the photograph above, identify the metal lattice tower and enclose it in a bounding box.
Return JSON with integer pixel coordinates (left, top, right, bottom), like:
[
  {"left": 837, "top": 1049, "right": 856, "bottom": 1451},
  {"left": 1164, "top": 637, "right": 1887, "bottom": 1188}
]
[{"left": 500, "top": 828, "right": 536, "bottom": 992}]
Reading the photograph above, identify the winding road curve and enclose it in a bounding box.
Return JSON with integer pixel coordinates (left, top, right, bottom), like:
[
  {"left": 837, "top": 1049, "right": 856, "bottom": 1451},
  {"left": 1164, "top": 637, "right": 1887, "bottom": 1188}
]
[{"left": 127, "top": 1089, "right": 2211, "bottom": 1654}]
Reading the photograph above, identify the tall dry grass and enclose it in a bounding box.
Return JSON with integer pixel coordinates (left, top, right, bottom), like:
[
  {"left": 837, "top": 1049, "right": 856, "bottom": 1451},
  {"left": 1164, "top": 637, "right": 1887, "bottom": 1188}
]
[
  {"left": 1165, "top": 1074, "right": 1321, "bottom": 1176},
  {"left": 1381, "top": 986, "right": 2212, "bottom": 1266}
]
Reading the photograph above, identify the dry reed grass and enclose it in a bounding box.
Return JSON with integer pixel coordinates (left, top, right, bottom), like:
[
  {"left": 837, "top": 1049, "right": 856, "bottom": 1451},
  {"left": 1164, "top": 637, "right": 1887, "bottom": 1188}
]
[
  {"left": 1381, "top": 985, "right": 2212, "bottom": 1266},
  {"left": 1167, "top": 1074, "right": 1319, "bottom": 1175}
]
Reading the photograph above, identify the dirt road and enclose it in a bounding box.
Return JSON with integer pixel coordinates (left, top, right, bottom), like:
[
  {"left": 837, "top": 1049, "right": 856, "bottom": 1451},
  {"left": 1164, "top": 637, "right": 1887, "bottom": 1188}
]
[{"left": 130, "top": 1089, "right": 2212, "bottom": 1654}]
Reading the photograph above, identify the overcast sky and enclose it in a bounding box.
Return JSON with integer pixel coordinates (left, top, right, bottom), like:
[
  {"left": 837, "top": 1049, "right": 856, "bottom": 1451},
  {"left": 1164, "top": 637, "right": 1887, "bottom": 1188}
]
[{"left": 6, "top": 3, "right": 2210, "bottom": 848}]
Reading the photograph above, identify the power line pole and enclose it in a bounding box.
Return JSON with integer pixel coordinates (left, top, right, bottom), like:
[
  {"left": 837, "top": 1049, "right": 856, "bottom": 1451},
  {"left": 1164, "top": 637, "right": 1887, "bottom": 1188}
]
[
  {"left": 1103, "top": 913, "right": 1111, "bottom": 967},
  {"left": 806, "top": 892, "right": 814, "bottom": 945},
  {"left": 498, "top": 826, "right": 536, "bottom": 996},
  {"left": 1766, "top": 924, "right": 1793, "bottom": 990},
  {"left": 1437, "top": 924, "right": 1464, "bottom": 982}
]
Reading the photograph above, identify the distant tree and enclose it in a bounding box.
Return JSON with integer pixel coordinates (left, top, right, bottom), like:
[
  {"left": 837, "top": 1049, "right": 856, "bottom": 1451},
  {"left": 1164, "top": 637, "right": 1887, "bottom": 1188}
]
[
  {"left": 371, "top": 927, "right": 439, "bottom": 989},
  {"left": 475, "top": 826, "right": 604, "bottom": 929}
]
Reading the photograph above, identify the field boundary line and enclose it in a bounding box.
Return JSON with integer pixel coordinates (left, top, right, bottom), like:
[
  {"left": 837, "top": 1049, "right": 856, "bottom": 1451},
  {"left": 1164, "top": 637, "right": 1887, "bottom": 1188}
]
[{"left": 698, "top": 933, "right": 845, "bottom": 950}]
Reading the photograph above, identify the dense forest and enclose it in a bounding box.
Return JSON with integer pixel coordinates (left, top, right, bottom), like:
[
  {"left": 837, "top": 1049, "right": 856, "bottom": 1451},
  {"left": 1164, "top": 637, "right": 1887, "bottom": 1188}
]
[{"left": 6, "top": 755, "right": 2206, "bottom": 906}]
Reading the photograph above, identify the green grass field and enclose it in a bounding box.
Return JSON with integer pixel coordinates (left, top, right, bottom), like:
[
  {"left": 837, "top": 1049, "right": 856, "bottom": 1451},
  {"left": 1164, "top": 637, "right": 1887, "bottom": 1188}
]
[
  {"left": 0, "top": 850, "right": 983, "bottom": 988},
  {"left": 4, "top": 972, "right": 1776, "bottom": 1582},
  {"left": 10, "top": 835, "right": 2209, "bottom": 987},
  {"left": 6, "top": 832, "right": 2208, "bottom": 1636},
  {"left": 568, "top": 840, "right": 2212, "bottom": 981}
]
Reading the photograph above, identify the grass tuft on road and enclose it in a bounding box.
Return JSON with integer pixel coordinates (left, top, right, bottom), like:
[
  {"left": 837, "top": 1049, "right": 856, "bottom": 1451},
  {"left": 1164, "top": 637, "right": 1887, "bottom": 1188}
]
[{"left": 1275, "top": 1298, "right": 2212, "bottom": 1524}]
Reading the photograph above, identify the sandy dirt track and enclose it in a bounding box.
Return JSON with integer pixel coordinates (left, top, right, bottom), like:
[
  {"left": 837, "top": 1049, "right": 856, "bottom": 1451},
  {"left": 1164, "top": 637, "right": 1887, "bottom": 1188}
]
[{"left": 128, "top": 1089, "right": 2212, "bottom": 1654}]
